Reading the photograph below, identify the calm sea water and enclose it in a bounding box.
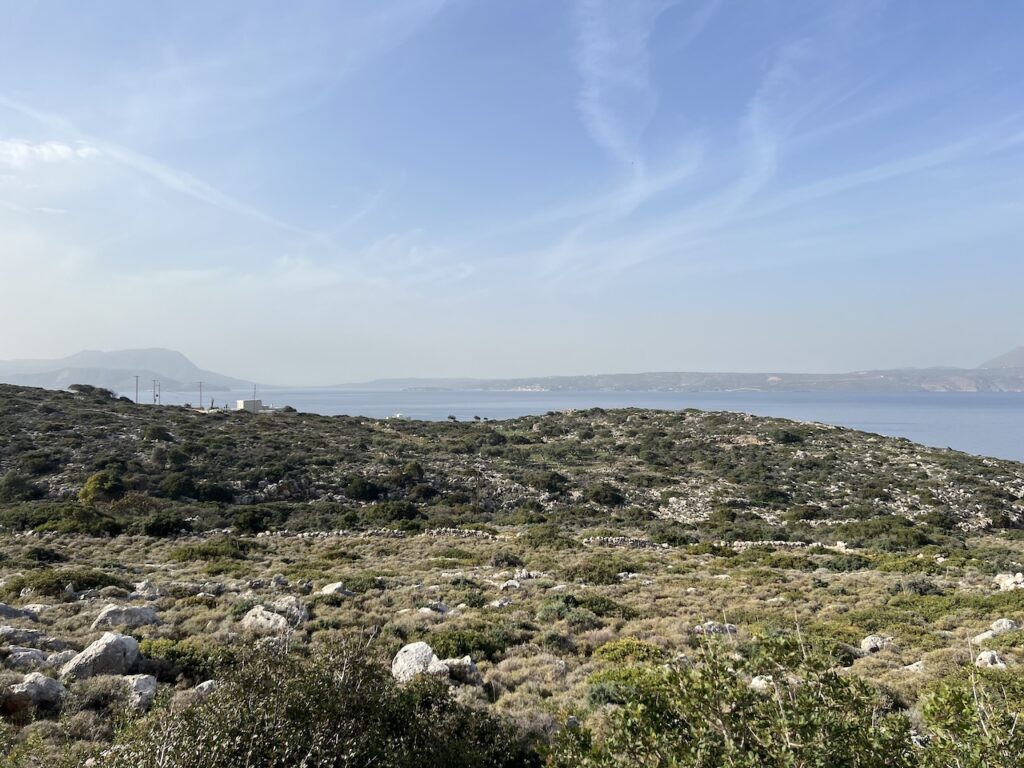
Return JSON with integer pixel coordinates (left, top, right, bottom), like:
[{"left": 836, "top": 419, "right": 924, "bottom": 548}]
[{"left": 151, "top": 388, "right": 1024, "bottom": 462}]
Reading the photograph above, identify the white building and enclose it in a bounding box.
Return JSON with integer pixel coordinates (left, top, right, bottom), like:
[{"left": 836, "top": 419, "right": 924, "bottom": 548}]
[{"left": 236, "top": 399, "right": 263, "bottom": 413}]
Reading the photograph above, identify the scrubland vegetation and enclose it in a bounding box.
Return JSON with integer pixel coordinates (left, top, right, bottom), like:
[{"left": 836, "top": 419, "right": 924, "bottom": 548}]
[{"left": 0, "top": 383, "right": 1022, "bottom": 766}]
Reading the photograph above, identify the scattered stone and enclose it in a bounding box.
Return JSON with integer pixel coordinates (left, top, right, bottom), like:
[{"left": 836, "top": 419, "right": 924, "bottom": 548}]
[
  {"left": 0, "top": 603, "right": 37, "bottom": 621},
  {"left": 271, "top": 574, "right": 290, "bottom": 589},
  {"left": 391, "top": 642, "right": 449, "bottom": 683},
  {"left": 5, "top": 648, "right": 47, "bottom": 670},
  {"left": 992, "top": 573, "right": 1024, "bottom": 591},
  {"left": 0, "top": 627, "right": 67, "bottom": 651},
  {"left": 269, "top": 596, "right": 309, "bottom": 624},
  {"left": 123, "top": 674, "right": 158, "bottom": 713},
  {"left": 319, "top": 581, "right": 353, "bottom": 596},
  {"left": 975, "top": 650, "right": 1007, "bottom": 669},
  {"left": 61, "top": 633, "right": 140, "bottom": 681},
  {"left": 130, "top": 581, "right": 161, "bottom": 600},
  {"left": 490, "top": 598, "right": 512, "bottom": 609},
  {"left": 418, "top": 602, "right": 450, "bottom": 616},
  {"left": 501, "top": 579, "right": 520, "bottom": 591},
  {"left": 513, "top": 569, "right": 546, "bottom": 580},
  {"left": 47, "top": 650, "right": 76, "bottom": 667},
  {"left": 193, "top": 679, "right": 218, "bottom": 699},
  {"left": 903, "top": 660, "right": 925, "bottom": 672},
  {"left": 239, "top": 606, "right": 290, "bottom": 635},
  {"left": 2, "top": 672, "right": 66, "bottom": 713},
  {"left": 91, "top": 604, "right": 160, "bottom": 630},
  {"left": 971, "top": 618, "right": 1019, "bottom": 645},
  {"left": 750, "top": 675, "right": 774, "bottom": 693},
  {"left": 860, "top": 635, "right": 894, "bottom": 654}
]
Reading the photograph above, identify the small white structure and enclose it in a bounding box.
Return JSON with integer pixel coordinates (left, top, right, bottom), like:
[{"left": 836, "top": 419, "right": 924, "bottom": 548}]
[{"left": 236, "top": 399, "right": 263, "bottom": 413}]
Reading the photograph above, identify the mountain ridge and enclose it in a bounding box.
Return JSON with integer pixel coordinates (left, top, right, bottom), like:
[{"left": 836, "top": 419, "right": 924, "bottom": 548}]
[{"left": 2, "top": 345, "right": 1023, "bottom": 394}]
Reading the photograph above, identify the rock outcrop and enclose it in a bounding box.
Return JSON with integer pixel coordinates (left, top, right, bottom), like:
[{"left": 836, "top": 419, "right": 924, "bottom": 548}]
[
  {"left": 239, "top": 605, "right": 290, "bottom": 635},
  {"left": 91, "top": 604, "right": 160, "bottom": 630},
  {"left": 2, "top": 672, "right": 66, "bottom": 713},
  {"left": 61, "top": 633, "right": 140, "bottom": 681},
  {"left": 391, "top": 642, "right": 450, "bottom": 683}
]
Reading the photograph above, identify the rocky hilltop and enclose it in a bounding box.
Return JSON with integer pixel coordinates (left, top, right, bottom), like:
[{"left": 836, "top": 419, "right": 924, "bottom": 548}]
[
  {"left": 0, "top": 383, "right": 1022, "bottom": 765},
  {"left": 0, "top": 383, "right": 1021, "bottom": 534}
]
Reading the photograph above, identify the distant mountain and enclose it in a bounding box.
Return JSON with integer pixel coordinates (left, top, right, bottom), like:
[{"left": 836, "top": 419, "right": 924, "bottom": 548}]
[
  {"left": 337, "top": 345, "right": 1024, "bottom": 394},
  {"left": 0, "top": 348, "right": 252, "bottom": 393},
  {"left": 979, "top": 346, "right": 1024, "bottom": 370}
]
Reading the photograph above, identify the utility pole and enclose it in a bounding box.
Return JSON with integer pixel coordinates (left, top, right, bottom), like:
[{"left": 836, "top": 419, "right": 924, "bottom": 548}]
[
  {"left": 134, "top": 376, "right": 139, "bottom": 404},
  {"left": 198, "top": 381, "right": 204, "bottom": 411},
  {"left": 252, "top": 383, "right": 257, "bottom": 413},
  {"left": 152, "top": 379, "right": 157, "bottom": 405}
]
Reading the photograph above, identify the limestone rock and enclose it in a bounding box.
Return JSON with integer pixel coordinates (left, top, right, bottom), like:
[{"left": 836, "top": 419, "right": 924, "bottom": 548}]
[
  {"left": 750, "top": 675, "right": 774, "bottom": 693},
  {"left": 391, "top": 642, "right": 449, "bottom": 683},
  {"left": 0, "top": 603, "right": 37, "bottom": 621},
  {"left": 971, "top": 618, "right": 1019, "bottom": 645},
  {"left": 91, "top": 604, "right": 159, "bottom": 630},
  {"left": 123, "top": 674, "right": 158, "bottom": 713},
  {"left": 860, "top": 635, "right": 893, "bottom": 653},
  {"left": 5, "top": 647, "right": 47, "bottom": 670},
  {"left": 993, "top": 573, "right": 1024, "bottom": 591},
  {"left": 319, "top": 581, "right": 354, "bottom": 596},
  {"left": 2, "top": 672, "right": 66, "bottom": 713},
  {"left": 193, "top": 679, "right": 218, "bottom": 699},
  {"left": 61, "top": 632, "right": 140, "bottom": 681},
  {"left": 692, "top": 621, "right": 737, "bottom": 636},
  {"left": 269, "top": 595, "right": 309, "bottom": 624},
  {"left": 239, "top": 605, "right": 290, "bottom": 635},
  {"left": 0, "top": 626, "right": 67, "bottom": 651},
  {"left": 975, "top": 650, "right": 1007, "bottom": 669},
  {"left": 130, "top": 581, "right": 161, "bottom": 600}
]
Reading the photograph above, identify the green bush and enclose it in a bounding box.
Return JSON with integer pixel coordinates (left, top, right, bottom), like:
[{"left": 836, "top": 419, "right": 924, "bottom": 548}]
[
  {"left": 95, "top": 643, "right": 536, "bottom": 768},
  {"left": 78, "top": 470, "right": 126, "bottom": 504},
  {"left": 920, "top": 669, "right": 1024, "bottom": 767},
  {"left": 3, "top": 568, "right": 129, "bottom": 598},
  {"left": 553, "top": 642, "right": 914, "bottom": 768}
]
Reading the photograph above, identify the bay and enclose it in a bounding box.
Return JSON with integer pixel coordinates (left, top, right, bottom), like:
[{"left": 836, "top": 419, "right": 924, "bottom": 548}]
[{"left": 147, "top": 388, "right": 1024, "bottom": 462}]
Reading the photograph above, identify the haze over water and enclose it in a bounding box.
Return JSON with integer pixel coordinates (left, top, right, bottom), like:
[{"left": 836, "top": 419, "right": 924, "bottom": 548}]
[{"left": 150, "top": 388, "right": 1024, "bottom": 463}]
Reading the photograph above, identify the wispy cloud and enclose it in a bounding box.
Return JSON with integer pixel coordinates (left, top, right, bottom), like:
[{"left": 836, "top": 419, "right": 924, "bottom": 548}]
[
  {"left": 573, "top": 0, "right": 671, "bottom": 172},
  {"left": 0, "top": 94, "right": 306, "bottom": 235},
  {"left": 0, "top": 139, "right": 98, "bottom": 168}
]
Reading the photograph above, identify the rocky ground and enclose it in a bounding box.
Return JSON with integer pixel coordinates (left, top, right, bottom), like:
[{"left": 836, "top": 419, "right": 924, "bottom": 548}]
[{"left": 0, "top": 383, "right": 1022, "bottom": 763}]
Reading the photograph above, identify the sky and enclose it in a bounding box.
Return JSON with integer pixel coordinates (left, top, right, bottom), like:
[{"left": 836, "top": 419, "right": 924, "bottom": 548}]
[{"left": 1, "top": 0, "right": 1022, "bottom": 385}]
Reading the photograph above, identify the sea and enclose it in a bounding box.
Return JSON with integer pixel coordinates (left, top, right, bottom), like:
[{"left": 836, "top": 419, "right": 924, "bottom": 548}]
[{"left": 147, "top": 388, "right": 1024, "bottom": 463}]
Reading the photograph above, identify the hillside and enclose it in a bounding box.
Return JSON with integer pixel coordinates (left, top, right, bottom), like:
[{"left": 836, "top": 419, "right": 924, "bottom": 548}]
[
  {"left": 1, "top": 383, "right": 1023, "bottom": 764},
  {"left": 0, "top": 349, "right": 251, "bottom": 393},
  {"left": 980, "top": 346, "right": 1024, "bottom": 370},
  {"left": 0, "top": 383, "right": 1021, "bottom": 535}
]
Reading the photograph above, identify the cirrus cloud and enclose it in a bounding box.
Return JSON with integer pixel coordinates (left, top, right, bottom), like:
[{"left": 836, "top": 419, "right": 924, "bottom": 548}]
[{"left": 0, "top": 139, "right": 99, "bottom": 168}]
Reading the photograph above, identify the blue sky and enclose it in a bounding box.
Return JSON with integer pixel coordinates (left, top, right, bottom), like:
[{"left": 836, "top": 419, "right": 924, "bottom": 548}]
[{"left": 1, "top": 0, "right": 1022, "bottom": 383}]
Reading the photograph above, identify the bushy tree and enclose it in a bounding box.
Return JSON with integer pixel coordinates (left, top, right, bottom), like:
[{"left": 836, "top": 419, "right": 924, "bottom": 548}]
[
  {"left": 94, "top": 643, "right": 537, "bottom": 768},
  {"left": 550, "top": 638, "right": 914, "bottom": 768},
  {"left": 78, "top": 470, "right": 126, "bottom": 504}
]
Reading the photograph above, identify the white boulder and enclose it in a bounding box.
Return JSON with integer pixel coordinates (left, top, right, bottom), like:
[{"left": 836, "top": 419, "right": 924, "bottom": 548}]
[
  {"left": 61, "top": 633, "right": 140, "bottom": 681},
  {"left": 123, "top": 674, "right": 158, "bottom": 713},
  {"left": 2, "top": 672, "right": 66, "bottom": 713},
  {"left": 319, "top": 581, "right": 354, "bottom": 596},
  {"left": 239, "top": 606, "right": 290, "bottom": 635},
  {"left": 860, "top": 635, "right": 893, "bottom": 654},
  {"left": 269, "top": 596, "right": 309, "bottom": 625},
  {"left": 391, "top": 642, "right": 449, "bottom": 683},
  {"left": 91, "top": 604, "right": 159, "bottom": 630},
  {"left": 975, "top": 650, "right": 1007, "bottom": 669},
  {"left": 993, "top": 573, "right": 1024, "bottom": 591}
]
